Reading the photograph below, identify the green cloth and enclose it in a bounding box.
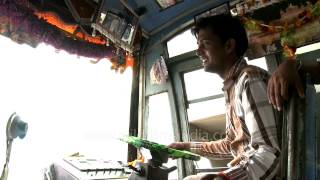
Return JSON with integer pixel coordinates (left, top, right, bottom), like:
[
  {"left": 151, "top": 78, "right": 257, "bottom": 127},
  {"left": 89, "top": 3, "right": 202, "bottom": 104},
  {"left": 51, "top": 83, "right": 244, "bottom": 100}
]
[{"left": 120, "top": 136, "right": 200, "bottom": 161}]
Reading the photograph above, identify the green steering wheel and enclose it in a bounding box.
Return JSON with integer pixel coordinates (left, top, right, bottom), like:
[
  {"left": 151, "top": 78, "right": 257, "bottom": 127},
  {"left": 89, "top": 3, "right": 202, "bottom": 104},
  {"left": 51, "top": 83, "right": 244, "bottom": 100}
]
[{"left": 120, "top": 136, "right": 200, "bottom": 161}]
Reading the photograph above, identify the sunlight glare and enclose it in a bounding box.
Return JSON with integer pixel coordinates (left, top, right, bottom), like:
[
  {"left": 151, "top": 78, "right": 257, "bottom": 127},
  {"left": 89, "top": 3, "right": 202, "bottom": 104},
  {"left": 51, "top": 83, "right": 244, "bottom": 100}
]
[{"left": 0, "top": 35, "right": 132, "bottom": 180}]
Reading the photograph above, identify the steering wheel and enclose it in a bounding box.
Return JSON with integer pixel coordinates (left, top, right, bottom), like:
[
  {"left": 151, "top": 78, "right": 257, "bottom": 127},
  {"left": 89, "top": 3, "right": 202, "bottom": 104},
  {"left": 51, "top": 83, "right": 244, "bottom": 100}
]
[{"left": 120, "top": 136, "right": 200, "bottom": 161}]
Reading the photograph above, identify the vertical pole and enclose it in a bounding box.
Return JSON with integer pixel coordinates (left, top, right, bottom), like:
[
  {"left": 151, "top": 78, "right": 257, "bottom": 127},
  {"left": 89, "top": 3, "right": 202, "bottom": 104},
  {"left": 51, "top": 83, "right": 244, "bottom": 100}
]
[{"left": 304, "top": 76, "right": 317, "bottom": 179}]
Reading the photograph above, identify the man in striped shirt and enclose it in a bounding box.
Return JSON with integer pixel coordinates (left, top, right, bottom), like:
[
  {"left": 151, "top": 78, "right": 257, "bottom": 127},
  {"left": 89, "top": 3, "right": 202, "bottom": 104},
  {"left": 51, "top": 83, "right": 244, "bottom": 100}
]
[{"left": 169, "top": 14, "right": 281, "bottom": 180}]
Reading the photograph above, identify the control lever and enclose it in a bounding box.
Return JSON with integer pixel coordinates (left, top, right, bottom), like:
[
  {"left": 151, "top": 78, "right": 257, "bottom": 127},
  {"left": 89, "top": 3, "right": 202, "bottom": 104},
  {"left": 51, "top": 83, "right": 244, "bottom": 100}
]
[
  {"left": 128, "top": 165, "right": 145, "bottom": 176},
  {"left": 163, "top": 166, "right": 177, "bottom": 173}
]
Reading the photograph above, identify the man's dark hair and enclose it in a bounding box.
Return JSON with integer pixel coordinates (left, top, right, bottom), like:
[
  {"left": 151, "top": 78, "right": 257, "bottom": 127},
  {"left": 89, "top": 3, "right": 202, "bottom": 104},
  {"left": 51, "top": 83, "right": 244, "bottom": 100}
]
[{"left": 192, "top": 14, "right": 248, "bottom": 58}]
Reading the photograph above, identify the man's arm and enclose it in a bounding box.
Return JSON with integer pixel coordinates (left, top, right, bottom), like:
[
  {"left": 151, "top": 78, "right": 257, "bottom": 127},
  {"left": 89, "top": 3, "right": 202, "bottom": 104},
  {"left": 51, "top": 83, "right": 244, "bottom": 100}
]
[
  {"left": 168, "top": 127, "right": 234, "bottom": 159},
  {"left": 188, "top": 135, "right": 234, "bottom": 159},
  {"left": 268, "top": 58, "right": 320, "bottom": 111}
]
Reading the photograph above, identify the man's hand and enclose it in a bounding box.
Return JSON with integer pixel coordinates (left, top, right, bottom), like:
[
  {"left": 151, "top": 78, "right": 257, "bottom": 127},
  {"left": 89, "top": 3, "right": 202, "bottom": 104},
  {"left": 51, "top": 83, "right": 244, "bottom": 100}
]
[
  {"left": 267, "top": 60, "right": 305, "bottom": 111},
  {"left": 167, "top": 142, "right": 191, "bottom": 150}
]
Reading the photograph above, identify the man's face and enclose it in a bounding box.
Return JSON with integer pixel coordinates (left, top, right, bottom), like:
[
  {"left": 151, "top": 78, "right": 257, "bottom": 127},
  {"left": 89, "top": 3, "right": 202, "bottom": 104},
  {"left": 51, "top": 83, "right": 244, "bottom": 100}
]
[{"left": 196, "top": 28, "right": 228, "bottom": 74}]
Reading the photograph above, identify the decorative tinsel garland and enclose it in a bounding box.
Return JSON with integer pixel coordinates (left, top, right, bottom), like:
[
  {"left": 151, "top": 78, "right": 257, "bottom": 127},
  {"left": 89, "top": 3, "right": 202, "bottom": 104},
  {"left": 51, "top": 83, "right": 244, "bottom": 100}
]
[
  {"left": 242, "top": 0, "right": 320, "bottom": 59},
  {"left": 0, "top": 0, "right": 116, "bottom": 60}
]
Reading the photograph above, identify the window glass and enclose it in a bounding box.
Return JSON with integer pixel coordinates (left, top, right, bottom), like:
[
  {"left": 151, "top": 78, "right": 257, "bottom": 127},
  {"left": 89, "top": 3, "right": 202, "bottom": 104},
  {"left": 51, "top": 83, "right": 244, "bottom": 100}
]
[
  {"left": 146, "top": 92, "right": 178, "bottom": 180},
  {"left": 187, "top": 98, "right": 225, "bottom": 122},
  {"left": 246, "top": 57, "right": 268, "bottom": 71},
  {"left": 184, "top": 57, "right": 267, "bottom": 102},
  {"left": 316, "top": 85, "right": 320, "bottom": 93},
  {"left": 296, "top": 42, "right": 320, "bottom": 54},
  {"left": 184, "top": 69, "right": 224, "bottom": 100},
  {"left": 0, "top": 35, "right": 132, "bottom": 180},
  {"left": 167, "top": 29, "right": 197, "bottom": 58},
  {"left": 183, "top": 68, "right": 228, "bottom": 168},
  {"left": 184, "top": 56, "right": 267, "bottom": 122}
]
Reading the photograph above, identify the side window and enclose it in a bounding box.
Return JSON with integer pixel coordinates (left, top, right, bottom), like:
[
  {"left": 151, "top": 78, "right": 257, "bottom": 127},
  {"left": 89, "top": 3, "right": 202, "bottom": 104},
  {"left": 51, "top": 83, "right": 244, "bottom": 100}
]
[
  {"left": 146, "top": 92, "right": 178, "bottom": 179},
  {"left": 167, "top": 29, "right": 197, "bottom": 58},
  {"left": 183, "top": 70, "right": 228, "bottom": 168},
  {"left": 184, "top": 70, "right": 225, "bottom": 122},
  {"left": 296, "top": 42, "right": 320, "bottom": 54},
  {"left": 245, "top": 57, "right": 268, "bottom": 71}
]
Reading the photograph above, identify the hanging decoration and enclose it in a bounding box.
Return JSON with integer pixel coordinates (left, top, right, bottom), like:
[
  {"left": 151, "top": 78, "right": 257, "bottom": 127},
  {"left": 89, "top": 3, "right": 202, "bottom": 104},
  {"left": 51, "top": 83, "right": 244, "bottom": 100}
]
[
  {"left": 0, "top": 1, "right": 116, "bottom": 60},
  {"left": 0, "top": 16, "right": 40, "bottom": 47},
  {"left": 241, "top": 0, "right": 320, "bottom": 60},
  {"left": 89, "top": 47, "right": 134, "bottom": 74},
  {"left": 35, "top": 12, "right": 106, "bottom": 45},
  {"left": 0, "top": 0, "right": 139, "bottom": 73},
  {"left": 235, "top": 0, "right": 284, "bottom": 16},
  {"left": 150, "top": 56, "right": 168, "bottom": 85},
  {"left": 109, "top": 50, "right": 134, "bottom": 73},
  {"left": 91, "top": 48, "right": 134, "bottom": 73}
]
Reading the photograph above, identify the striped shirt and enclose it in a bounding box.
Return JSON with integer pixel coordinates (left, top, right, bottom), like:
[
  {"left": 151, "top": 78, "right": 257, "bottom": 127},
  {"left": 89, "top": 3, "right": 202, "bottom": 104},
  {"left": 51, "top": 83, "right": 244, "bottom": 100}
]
[{"left": 190, "top": 59, "right": 281, "bottom": 180}]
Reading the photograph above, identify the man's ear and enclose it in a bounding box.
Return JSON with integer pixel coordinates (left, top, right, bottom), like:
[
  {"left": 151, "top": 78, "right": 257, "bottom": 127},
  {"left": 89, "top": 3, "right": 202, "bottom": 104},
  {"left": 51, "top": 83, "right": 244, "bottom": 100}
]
[{"left": 225, "top": 38, "right": 236, "bottom": 55}]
